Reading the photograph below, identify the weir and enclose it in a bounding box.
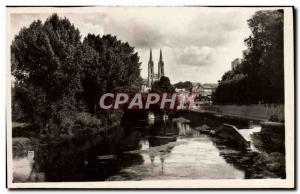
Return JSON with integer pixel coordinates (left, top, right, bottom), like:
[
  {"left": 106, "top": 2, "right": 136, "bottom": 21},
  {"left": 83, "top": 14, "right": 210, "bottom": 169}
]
[
  {"left": 181, "top": 110, "right": 261, "bottom": 150},
  {"left": 215, "top": 124, "right": 251, "bottom": 150}
]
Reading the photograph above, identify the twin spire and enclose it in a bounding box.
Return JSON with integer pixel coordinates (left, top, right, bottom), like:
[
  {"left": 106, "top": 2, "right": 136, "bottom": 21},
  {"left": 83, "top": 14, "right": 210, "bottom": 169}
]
[{"left": 149, "top": 48, "right": 163, "bottom": 63}]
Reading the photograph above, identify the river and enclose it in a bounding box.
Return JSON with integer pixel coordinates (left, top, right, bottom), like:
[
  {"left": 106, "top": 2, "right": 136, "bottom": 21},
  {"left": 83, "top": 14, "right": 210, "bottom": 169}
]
[{"left": 13, "top": 114, "right": 271, "bottom": 182}]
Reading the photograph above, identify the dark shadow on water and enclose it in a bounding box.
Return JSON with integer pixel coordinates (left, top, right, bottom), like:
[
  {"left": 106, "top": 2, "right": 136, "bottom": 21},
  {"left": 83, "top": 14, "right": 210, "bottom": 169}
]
[{"left": 14, "top": 113, "right": 180, "bottom": 182}]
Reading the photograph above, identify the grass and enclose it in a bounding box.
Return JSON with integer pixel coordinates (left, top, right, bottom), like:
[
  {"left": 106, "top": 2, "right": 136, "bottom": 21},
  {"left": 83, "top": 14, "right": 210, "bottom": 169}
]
[{"left": 201, "top": 104, "right": 284, "bottom": 122}]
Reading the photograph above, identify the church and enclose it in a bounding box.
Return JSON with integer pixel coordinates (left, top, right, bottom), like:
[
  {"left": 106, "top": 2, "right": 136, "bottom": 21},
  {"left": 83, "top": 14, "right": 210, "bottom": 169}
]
[
  {"left": 141, "top": 49, "right": 166, "bottom": 92},
  {"left": 147, "top": 48, "right": 165, "bottom": 88}
]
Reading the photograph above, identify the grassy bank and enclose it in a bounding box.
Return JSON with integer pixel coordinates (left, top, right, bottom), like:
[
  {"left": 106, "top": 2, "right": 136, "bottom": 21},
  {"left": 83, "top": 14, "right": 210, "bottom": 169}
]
[
  {"left": 12, "top": 110, "right": 123, "bottom": 156},
  {"left": 200, "top": 104, "right": 284, "bottom": 122}
]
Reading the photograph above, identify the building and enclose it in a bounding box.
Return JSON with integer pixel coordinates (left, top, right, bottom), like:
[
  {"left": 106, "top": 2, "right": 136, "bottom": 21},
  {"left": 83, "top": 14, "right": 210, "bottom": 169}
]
[
  {"left": 175, "top": 88, "right": 190, "bottom": 99},
  {"left": 147, "top": 49, "right": 165, "bottom": 88},
  {"left": 202, "top": 83, "right": 218, "bottom": 99},
  {"left": 141, "top": 79, "right": 149, "bottom": 92},
  {"left": 191, "top": 82, "right": 218, "bottom": 102},
  {"left": 192, "top": 83, "right": 204, "bottom": 99}
]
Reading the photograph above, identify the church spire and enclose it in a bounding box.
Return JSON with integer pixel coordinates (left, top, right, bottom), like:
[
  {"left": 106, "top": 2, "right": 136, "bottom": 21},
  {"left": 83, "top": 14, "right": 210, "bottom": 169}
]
[
  {"left": 158, "top": 48, "right": 164, "bottom": 79},
  {"left": 148, "top": 48, "right": 154, "bottom": 87},
  {"left": 149, "top": 48, "right": 153, "bottom": 62},
  {"left": 159, "top": 49, "right": 163, "bottom": 62}
]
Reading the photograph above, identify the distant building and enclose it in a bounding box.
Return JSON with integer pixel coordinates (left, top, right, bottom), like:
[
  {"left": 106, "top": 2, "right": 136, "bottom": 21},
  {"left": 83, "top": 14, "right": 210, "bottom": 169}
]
[
  {"left": 192, "top": 83, "right": 204, "bottom": 98},
  {"left": 141, "top": 79, "right": 149, "bottom": 92},
  {"left": 202, "top": 83, "right": 218, "bottom": 99},
  {"left": 191, "top": 82, "right": 218, "bottom": 102},
  {"left": 231, "top": 58, "right": 241, "bottom": 71},
  {"left": 175, "top": 88, "right": 190, "bottom": 99},
  {"left": 175, "top": 88, "right": 188, "bottom": 93}
]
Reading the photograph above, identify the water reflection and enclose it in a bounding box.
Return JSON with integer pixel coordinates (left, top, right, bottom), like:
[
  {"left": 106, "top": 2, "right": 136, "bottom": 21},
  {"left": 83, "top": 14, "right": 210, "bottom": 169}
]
[{"left": 14, "top": 114, "right": 261, "bottom": 182}]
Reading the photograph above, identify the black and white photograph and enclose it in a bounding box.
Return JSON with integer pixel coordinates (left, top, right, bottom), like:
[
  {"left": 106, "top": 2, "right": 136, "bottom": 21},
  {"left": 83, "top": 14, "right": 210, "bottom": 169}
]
[{"left": 6, "top": 6, "right": 294, "bottom": 189}]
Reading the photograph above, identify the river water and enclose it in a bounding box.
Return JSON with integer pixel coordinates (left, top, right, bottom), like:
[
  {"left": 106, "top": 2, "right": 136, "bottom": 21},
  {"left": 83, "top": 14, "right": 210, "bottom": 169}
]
[{"left": 13, "top": 115, "right": 265, "bottom": 182}]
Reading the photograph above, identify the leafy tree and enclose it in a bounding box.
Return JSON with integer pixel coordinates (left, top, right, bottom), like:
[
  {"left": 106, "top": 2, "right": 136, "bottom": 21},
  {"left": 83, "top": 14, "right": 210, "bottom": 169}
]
[
  {"left": 11, "top": 14, "right": 83, "bottom": 136},
  {"left": 12, "top": 13, "right": 144, "bottom": 132},
  {"left": 245, "top": 10, "right": 284, "bottom": 103},
  {"left": 82, "top": 34, "right": 142, "bottom": 112},
  {"left": 213, "top": 10, "right": 284, "bottom": 104},
  {"left": 151, "top": 76, "right": 175, "bottom": 93},
  {"left": 150, "top": 76, "right": 176, "bottom": 114},
  {"left": 83, "top": 34, "right": 142, "bottom": 91},
  {"left": 79, "top": 43, "right": 102, "bottom": 113}
]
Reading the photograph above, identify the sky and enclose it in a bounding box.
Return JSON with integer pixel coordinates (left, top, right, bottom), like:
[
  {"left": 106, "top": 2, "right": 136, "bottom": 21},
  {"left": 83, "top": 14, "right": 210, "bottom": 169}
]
[{"left": 8, "top": 7, "right": 273, "bottom": 84}]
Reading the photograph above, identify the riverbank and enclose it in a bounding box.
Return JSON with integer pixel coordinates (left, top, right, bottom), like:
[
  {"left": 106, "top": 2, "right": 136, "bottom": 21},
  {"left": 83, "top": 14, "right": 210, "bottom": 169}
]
[
  {"left": 189, "top": 104, "right": 286, "bottom": 152},
  {"left": 12, "top": 110, "right": 126, "bottom": 182},
  {"left": 181, "top": 111, "right": 286, "bottom": 178},
  {"left": 197, "top": 104, "right": 284, "bottom": 122},
  {"left": 12, "top": 110, "right": 124, "bottom": 157}
]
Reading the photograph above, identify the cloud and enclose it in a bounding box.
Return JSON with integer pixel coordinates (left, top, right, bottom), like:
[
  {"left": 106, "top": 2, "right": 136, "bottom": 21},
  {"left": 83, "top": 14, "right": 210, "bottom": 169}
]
[
  {"left": 175, "top": 46, "right": 216, "bottom": 67},
  {"left": 97, "top": 8, "right": 248, "bottom": 51},
  {"left": 104, "top": 17, "right": 164, "bottom": 48},
  {"left": 162, "top": 10, "right": 244, "bottom": 48},
  {"left": 64, "top": 13, "right": 107, "bottom": 37},
  {"left": 10, "top": 8, "right": 252, "bottom": 49},
  {"left": 9, "top": 7, "right": 269, "bottom": 83},
  {"left": 77, "top": 13, "right": 107, "bottom": 26}
]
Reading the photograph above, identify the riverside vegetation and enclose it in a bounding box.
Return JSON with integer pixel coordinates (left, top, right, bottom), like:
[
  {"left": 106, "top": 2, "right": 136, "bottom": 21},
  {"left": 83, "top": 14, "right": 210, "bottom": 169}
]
[
  {"left": 11, "top": 14, "right": 142, "bottom": 142},
  {"left": 212, "top": 10, "right": 284, "bottom": 105}
]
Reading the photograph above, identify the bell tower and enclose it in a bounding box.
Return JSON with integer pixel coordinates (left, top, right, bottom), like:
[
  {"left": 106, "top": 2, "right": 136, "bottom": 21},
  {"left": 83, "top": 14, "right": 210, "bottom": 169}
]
[
  {"left": 148, "top": 49, "right": 154, "bottom": 87},
  {"left": 158, "top": 49, "right": 164, "bottom": 79}
]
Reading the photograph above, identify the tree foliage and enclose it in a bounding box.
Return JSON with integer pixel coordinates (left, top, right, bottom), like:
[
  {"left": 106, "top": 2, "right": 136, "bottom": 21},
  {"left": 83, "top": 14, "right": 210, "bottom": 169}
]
[
  {"left": 151, "top": 76, "right": 175, "bottom": 93},
  {"left": 173, "top": 81, "right": 193, "bottom": 90},
  {"left": 81, "top": 34, "right": 142, "bottom": 112},
  {"left": 213, "top": 10, "right": 284, "bottom": 104},
  {"left": 11, "top": 14, "right": 83, "bottom": 135},
  {"left": 11, "top": 14, "right": 142, "bottom": 136}
]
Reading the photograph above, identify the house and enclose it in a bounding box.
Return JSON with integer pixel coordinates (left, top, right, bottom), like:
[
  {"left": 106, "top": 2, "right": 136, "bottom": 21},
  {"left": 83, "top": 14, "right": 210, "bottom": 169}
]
[
  {"left": 192, "top": 83, "right": 204, "bottom": 99},
  {"left": 141, "top": 79, "right": 150, "bottom": 92},
  {"left": 202, "top": 83, "right": 218, "bottom": 100}
]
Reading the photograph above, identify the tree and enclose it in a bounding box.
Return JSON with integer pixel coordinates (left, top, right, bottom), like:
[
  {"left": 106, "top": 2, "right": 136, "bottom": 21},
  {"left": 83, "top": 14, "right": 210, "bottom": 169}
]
[
  {"left": 11, "top": 14, "right": 83, "bottom": 136},
  {"left": 173, "top": 81, "right": 193, "bottom": 90},
  {"left": 151, "top": 76, "right": 175, "bottom": 93},
  {"left": 213, "top": 10, "right": 284, "bottom": 104},
  {"left": 245, "top": 10, "right": 284, "bottom": 103},
  {"left": 81, "top": 34, "right": 142, "bottom": 113}
]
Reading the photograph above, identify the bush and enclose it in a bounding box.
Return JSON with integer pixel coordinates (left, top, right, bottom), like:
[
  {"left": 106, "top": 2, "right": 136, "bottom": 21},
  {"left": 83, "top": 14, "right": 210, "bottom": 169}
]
[
  {"left": 75, "top": 112, "right": 102, "bottom": 128},
  {"left": 254, "top": 151, "right": 285, "bottom": 177}
]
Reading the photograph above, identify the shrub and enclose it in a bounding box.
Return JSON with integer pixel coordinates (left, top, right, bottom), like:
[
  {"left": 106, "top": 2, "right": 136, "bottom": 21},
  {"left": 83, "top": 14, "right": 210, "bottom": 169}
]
[{"left": 75, "top": 112, "right": 102, "bottom": 128}]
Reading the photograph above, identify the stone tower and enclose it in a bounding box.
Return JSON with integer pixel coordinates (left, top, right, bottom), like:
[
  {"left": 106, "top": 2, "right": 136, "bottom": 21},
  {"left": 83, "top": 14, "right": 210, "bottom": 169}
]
[
  {"left": 148, "top": 49, "right": 154, "bottom": 87},
  {"left": 158, "top": 49, "right": 164, "bottom": 79}
]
